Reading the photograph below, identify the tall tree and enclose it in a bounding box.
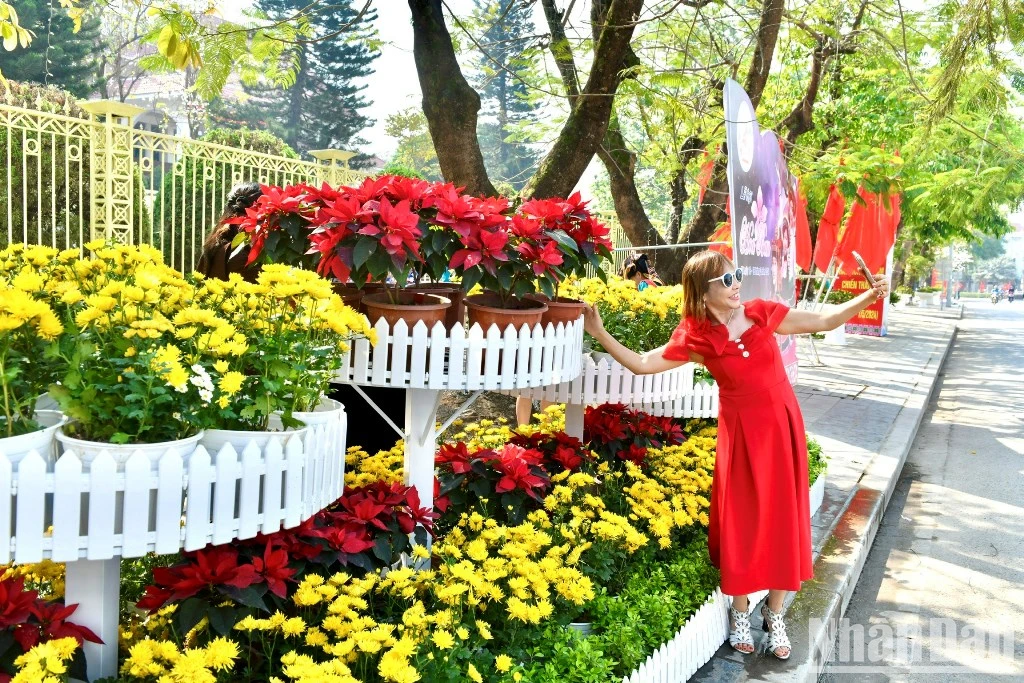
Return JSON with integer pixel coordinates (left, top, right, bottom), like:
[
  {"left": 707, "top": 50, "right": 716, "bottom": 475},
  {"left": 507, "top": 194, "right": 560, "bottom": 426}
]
[
  {"left": 215, "top": 0, "right": 378, "bottom": 154},
  {"left": 385, "top": 107, "right": 442, "bottom": 180},
  {"left": 0, "top": 0, "right": 100, "bottom": 97},
  {"left": 472, "top": 0, "right": 541, "bottom": 191}
]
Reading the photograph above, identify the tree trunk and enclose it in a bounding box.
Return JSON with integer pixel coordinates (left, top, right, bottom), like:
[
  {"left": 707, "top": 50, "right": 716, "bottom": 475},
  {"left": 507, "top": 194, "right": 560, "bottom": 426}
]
[
  {"left": 891, "top": 230, "right": 913, "bottom": 288},
  {"left": 285, "top": 44, "right": 307, "bottom": 151},
  {"left": 597, "top": 121, "right": 665, "bottom": 250},
  {"left": 540, "top": 0, "right": 667, "bottom": 273},
  {"left": 524, "top": 0, "right": 645, "bottom": 199},
  {"left": 409, "top": 0, "right": 497, "bottom": 197},
  {"left": 668, "top": 167, "right": 687, "bottom": 244},
  {"left": 679, "top": 0, "right": 786, "bottom": 250}
]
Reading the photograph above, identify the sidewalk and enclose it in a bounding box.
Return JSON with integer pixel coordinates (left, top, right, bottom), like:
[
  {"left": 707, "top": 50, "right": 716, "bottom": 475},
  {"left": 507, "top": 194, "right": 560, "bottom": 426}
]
[{"left": 690, "top": 307, "right": 960, "bottom": 682}]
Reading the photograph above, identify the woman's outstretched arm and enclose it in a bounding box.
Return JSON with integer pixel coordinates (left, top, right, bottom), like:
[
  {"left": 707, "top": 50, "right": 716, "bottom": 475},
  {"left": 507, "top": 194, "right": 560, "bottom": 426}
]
[
  {"left": 776, "top": 279, "right": 890, "bottom": 335},
  {"left": 582, "top": 304, "right": 695, "bottom": 374}
]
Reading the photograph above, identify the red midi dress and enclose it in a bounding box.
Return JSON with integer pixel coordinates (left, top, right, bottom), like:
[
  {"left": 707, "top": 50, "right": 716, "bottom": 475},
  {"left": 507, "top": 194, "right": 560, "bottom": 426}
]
[{"left": 663, "top": 298, "right": 813, "bottom": 595}]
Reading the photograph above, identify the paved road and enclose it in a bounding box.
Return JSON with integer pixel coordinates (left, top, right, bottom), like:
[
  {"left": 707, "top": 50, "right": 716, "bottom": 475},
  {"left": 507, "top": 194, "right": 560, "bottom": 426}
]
[{"left": 820, "top": 301, "right": 1024, "bottom": 681}]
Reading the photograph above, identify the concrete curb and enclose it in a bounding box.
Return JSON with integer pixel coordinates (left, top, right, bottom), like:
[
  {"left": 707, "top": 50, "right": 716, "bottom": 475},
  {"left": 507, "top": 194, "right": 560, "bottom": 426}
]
[{"left": 780, "top": 321, "right": 960, "bottom": 682}]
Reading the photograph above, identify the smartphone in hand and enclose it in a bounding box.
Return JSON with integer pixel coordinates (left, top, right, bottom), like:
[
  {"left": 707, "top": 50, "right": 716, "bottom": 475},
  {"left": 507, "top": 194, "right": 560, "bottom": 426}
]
[{"left": 851, "top": 251, "right": 876, "bottom": 286}]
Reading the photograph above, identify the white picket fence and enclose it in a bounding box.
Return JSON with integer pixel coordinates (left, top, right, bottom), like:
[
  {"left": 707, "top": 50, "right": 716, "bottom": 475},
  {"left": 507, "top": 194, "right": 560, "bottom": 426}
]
[
  {"left": 335, "top": 317, "right": 585, "bottom": 391},
  {"left": 511, "top": 355, "right": 719, "bottom": 419},
  {"left": 623, "top": 587, "right": 729, "bottom": 683},
  {"left": 1, "top": 424, "right": 346, "bottom": 564}
]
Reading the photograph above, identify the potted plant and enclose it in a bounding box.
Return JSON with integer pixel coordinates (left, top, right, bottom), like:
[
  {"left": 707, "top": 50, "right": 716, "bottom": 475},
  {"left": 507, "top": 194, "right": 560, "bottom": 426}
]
[
  {"left": 193, "top": 264, "right": 374, "bottom": 453},
  {"left": 46, "top": 243, "right": 223, "bottom": 467},
  {"left": 414, "top": 182, "right": 508, "bottom": 328},
  {"left": 561, "top": 277, "right": 684, "bottom": 363},
  {"left": 450, "top": 200, "right": 602, "bottom": 331},
  {"left": 0, "top": 245, "right": 68, "bottom": 464},
  {"left": 307, "top": 177, "right": 453, "bottom": 328},
  {"left": 519, "top": 193, "right": 614, "bottom": 326}
]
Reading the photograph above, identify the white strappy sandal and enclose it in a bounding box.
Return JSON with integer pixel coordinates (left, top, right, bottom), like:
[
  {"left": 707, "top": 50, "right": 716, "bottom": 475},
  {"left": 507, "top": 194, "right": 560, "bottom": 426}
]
[
  {"left": 759, "top": 602, "right": 792, "bottom": 659},
  {"left": 728, "top": 603, "right": 754, "bottom": 654}
]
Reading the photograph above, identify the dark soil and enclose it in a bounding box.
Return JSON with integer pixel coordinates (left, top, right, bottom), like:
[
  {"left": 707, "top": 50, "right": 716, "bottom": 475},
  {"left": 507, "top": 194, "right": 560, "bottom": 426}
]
[{"left": 438, "top": 390, "right": 519, "bottom": 428}]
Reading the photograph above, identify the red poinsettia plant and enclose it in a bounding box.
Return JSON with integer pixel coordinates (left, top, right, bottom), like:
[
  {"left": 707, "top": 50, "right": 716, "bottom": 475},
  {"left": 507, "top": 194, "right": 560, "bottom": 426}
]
[
  {"left": 134, "top": 482, "right": 436, "bottom": 637},
  {"left": 508, "top": 430, "right": 594, "bottom": 475},
  {"left": 0, "top": 576, "right": 100, "bottom": 680},
  {"left": 228, "top": 183, "right": 328, "bottom": 271},
  {"left": 436, "top": 440, "right": 557, "bottom": 529},
  {"left": 584, "top": 403, "right": 686, "bottom": 469},
  {"left": 517, "top": 192, "right": 614, "bottom": 283}
]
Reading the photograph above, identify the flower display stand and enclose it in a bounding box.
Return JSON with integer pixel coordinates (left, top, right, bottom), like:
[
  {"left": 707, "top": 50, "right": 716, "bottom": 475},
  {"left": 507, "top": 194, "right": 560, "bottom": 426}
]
[
  {"left": 0, "top": 409, "right": 346, "bottom": 681},
  {"left": 510, "top": 355, "right": 719, "bottom": 440},
  {"left": 334, "top": 317, "right": 585, "bottom": 515}
]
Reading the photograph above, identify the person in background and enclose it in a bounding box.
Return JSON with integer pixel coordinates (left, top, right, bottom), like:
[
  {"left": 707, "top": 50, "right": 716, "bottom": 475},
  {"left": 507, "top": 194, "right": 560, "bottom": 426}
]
[
  {"left": 515, "top": 397, "right": 555, "bottom": 427},
  {"left": 624, "top": 260, "right": 656, "bottom": 292},
  {"left": 635, "top": 252, "right": 664, "bottom": 286},
  {"left": 196, "top": 182, "right": 263, "bottom": 280}
]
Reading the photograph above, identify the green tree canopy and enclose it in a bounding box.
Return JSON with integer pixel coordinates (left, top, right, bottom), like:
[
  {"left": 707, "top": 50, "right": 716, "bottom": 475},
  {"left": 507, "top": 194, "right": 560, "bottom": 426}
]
[{"left": 0, "top": 0, "right": 100, "bottom": 97}]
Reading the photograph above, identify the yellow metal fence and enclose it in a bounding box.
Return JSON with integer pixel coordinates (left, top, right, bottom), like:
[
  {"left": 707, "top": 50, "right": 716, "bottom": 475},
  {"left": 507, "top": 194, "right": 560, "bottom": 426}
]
[{"left": 0, "top": 100, "right": 367, "bottom": 273}]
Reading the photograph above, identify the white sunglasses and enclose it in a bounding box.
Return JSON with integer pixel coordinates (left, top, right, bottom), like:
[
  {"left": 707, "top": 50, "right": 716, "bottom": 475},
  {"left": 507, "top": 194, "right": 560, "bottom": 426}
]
[{"left": 708, "top": 268, "right": 744, "bottom": 287}]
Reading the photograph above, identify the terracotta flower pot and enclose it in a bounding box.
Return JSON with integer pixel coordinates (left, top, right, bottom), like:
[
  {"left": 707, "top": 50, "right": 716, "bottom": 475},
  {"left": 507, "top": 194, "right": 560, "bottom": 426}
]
[
  {"left": 525, "top": 294, "right": 586, "bottom": 327},
  {"left": 361, "top": 291, "right": 451, "bottom": 329},
  {"left": 465, "top": 293, "right": 547, "bottom": 332},
  {"left": 407, "top": 283, "right": 466, "bottom": 329}
]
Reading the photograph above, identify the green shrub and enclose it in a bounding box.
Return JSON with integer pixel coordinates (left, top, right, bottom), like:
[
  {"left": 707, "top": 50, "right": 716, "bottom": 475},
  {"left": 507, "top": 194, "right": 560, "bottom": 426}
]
[
  {"left": 826, "top": 289, "right": 855, "bottom": 304},
  {"left": 380, "top": 162, "right": 426, "bottom": 179},
  {"left": 808, "top": 434, "right": 828, "bottom": 485}
]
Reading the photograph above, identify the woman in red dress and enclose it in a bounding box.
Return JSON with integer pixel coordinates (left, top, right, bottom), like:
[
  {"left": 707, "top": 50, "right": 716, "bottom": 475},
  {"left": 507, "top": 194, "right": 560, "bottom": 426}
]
[{"left": 582, "top": 250, "right": 887, "bottom": 659}]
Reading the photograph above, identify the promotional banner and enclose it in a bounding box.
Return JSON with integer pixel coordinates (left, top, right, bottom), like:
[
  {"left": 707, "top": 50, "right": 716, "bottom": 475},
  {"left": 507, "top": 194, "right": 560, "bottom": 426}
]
[
  {"left": 723, "top": 78, "right": 798, "bottom": 383},
  {"left": 838, "top": 275, "right": 886, "bottom": 335}
]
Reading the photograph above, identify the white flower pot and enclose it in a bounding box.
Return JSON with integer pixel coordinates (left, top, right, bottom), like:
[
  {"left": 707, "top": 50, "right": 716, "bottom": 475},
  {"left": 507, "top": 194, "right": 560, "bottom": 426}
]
[
  {"left": 200, "top": 417, "right": 307, "bottom": 455},
  {"left": 569, "top": 622, "right": 593, "bottom": 636},
  {"left": 56, "top": 428, "right": 204, "bottom": 469},
  {"left": 809, "top": 474, "right": 825, "bottom": 518},
  {"left": 292, "top": 398, "right": 345, "bottom": 453},
  {"left": 0, "top": 410, "right": 66, "bottom": 467}
]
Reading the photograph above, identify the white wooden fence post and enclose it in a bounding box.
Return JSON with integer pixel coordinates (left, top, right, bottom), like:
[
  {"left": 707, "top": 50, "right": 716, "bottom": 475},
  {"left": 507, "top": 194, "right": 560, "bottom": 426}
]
[
  {"left": 65, "top": 558, "right": 120, "bottom": 681},
  {"left": 404, "top": 387, "right": 437, "bottom": 546},
  {"left": 564, "top": 401, "right": 585, "bottom": 441}
]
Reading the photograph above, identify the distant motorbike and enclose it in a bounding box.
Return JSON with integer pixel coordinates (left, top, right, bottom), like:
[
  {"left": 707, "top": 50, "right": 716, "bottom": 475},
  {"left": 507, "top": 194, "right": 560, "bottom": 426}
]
[{"left": 991, "top": 291, "right": 1003, "bottom": 304}]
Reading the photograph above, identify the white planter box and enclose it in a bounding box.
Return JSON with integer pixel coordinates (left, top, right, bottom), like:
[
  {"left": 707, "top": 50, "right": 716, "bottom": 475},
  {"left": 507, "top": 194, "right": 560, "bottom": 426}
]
[
  {"left": 809, "top": 474, "right": 825, "bottom": 518},
  {"left": 819, "top": 303, "right": 846, "bottom": 345}
]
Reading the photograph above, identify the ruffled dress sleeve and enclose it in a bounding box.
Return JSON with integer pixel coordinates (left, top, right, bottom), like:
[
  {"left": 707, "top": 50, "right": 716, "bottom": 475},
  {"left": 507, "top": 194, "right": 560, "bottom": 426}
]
[
  {"left": 745, "top": 298, "right": 791, "bottom": 333},
  {"left": 662, "top": 319, "right": 692, "bottom": 361}
]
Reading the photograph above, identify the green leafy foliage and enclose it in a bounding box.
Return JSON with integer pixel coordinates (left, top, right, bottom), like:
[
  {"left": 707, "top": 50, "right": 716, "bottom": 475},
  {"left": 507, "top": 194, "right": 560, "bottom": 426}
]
[{"left": 807, "top": 434, "right": 828, "bottom": 485}]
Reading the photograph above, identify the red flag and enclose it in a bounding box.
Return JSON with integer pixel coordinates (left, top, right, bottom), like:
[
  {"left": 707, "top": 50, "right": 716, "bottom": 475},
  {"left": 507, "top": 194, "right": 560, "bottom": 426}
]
[
  {"left": 697, "top": 156, "right": 714, "bottom": 205},
  {"left": 709, "top": 199, "right": 733, "bottom": 260},
  {"left": 812, "top": 185, "right": 845, "bottom": 272},
  {"left": 835, "top": 189, "right": 899, "bottom": 275},
  {"left": 794, "top": 187, "right": 812, "bottom": 272}
]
